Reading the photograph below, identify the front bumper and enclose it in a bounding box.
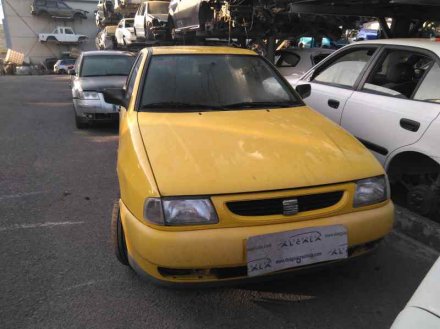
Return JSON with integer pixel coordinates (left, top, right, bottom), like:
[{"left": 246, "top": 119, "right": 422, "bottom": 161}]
[
  {"left": 73, "top": 94, "right": 119, "bottom": 121},
  {"left": 120, "top": 199, "right": 394, "bottom": 284}
]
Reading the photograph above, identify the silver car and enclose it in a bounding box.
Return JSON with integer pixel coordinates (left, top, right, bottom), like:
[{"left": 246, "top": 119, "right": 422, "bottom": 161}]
[{"left": 71, "top": 51, "right": 135, "bottom": 129}]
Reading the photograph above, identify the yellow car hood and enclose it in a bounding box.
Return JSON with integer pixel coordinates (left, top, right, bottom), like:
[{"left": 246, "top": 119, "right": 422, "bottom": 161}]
[{"left": 137, "top": 107, "right": 383, "bottom": 196}]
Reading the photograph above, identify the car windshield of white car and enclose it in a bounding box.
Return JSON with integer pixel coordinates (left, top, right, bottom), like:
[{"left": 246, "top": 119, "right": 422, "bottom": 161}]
[
  {"left": 140, "top": 55, "right": 301, "bottom": 112},
  {"left": 148, "top": 2, "right": 170, "bottom": 15},
  {"left": 80, "top": 55, "right": 135, "bottom": 77}
]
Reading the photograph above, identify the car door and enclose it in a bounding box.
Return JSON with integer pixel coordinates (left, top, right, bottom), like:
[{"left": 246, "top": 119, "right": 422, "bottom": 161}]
[
  {"left": 299, "top": 46, "right": 379, "bottom": 124},
  {"left": 341, "top": 46, "right": 440, "bottom": 164},
  {"left": 134, "top": 3, "right": 147, "bottom": 37},
  {"left": 56, "top": 2, "right": 71, "bottom": 17},
  {"left": 64, "top": 27, "right": 75, "bottom": 42}
]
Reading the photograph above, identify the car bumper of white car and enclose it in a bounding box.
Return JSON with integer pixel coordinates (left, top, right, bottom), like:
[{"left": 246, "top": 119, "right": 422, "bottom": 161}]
[{"left": 73, "top": 94, "right": 119, "bottom": 121}]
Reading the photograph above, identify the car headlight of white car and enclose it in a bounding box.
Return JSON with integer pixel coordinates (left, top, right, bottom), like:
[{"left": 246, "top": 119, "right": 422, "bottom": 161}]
[
  {"left": 353, "top": 175, "right": 389, "bottom": 208},
  {"left": 144, "top": 198, "right": 219, "bottom": 226},
  {"left": 79, "top": 91, "right": 100, "bottom": 100}
]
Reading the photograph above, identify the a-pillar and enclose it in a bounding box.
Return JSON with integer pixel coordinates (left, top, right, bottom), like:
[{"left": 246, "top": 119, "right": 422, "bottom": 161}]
[{"left": 266, "top": 36, "right": 276, "bottom": 63}]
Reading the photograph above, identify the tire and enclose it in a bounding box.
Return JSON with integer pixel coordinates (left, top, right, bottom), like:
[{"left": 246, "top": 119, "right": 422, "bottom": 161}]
[
  {"left": 38, "top": 10, "right": 50, "bottom": 18},
  {"left": 111, "top": 201, "right": 129, "bottom": 266},
  {"left": 74, "top": 13, "right": 84, "bottom": 20},
  {"left": 58, "top": 69, "right": 66, "bottom": 75},
  {"left": 47, "top": 36, "right": 57, "bottom": 42}
]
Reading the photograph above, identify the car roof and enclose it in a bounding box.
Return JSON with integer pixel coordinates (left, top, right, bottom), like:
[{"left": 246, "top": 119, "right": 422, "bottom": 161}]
[
  {"left": 82, "top": 50, "right": 135, "bottom": 57},
  {"left": 148, "top": 46, "right": 257, "bottom": 56},
  {"left": 352, "top": 38, "right": 440, "bottom": 54}
]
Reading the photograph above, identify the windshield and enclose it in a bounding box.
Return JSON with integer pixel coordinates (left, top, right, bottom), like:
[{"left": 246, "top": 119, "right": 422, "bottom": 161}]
[
  {"left": 80, "top": 55, "right": 135, "bottom": 77},
  {"left": 148, "top": 2, "right": 171, "bottom": 15},
  {"left": 140, "top": 55, "right": 301, "bottom": 111}
]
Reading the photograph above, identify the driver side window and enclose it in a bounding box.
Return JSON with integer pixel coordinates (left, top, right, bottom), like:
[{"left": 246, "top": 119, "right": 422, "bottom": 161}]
[{"left": 313, "top": 48, "right": 377, "bottom": 88}]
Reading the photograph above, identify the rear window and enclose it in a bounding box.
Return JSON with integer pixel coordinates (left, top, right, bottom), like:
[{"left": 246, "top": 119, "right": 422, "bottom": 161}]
[{"left": 80, "top": 55, "right": 135, "bottom": 77}]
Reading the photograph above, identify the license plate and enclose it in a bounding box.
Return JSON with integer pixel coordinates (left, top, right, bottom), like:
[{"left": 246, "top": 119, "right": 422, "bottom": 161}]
[{"left": 246, "top": 225, "right": 348, "bottom": 277}]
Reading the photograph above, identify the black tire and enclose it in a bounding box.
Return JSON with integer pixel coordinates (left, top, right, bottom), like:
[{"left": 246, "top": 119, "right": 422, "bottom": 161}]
[
  {"left": 74, "top": 12, "right": 84, "bottom": 20},
  {"left": 58, "top": 69, "right": 66, "bottom": 75},
  {"left": 111, "top": 201, "right": 129, "bottom": 266},
  {"left": 47, "top": 36, "right": 57, "bottom": 42},
  {"left": 38, "top": 10, "right": 50, "bottom": 18}
]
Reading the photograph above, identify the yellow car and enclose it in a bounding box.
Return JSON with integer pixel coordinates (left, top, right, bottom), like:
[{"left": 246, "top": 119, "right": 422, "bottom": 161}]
[{"left": 103, "top": 46, "right": 394, "bottom": 285}]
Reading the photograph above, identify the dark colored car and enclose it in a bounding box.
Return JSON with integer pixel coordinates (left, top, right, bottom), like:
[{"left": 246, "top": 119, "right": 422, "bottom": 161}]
[
  {"left": 31, "top": 0, "right": 88, "bottom": 19},
  {"left": 71, "top": 51, "right": 136, "bottom": 129}
]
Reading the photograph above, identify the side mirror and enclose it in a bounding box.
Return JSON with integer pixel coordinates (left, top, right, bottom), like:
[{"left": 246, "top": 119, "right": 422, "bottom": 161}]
[
  {"left": 295, "top": 84, "right": 311, "bottom": 99},
  {"left": 103, "top": 88, "right": 127, "bottom": 108}
]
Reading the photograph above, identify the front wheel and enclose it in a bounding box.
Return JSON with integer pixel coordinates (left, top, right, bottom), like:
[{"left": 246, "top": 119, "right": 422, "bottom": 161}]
[{"left": 111, "top": 201, "right": 129, "bottom": 266}]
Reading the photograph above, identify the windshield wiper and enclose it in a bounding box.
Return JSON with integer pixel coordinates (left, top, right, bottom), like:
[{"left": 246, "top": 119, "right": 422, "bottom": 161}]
[
  {"left": 221, "top": 101, "right": 299, "bottom": 109},
  {"left": 141, "top": 102, "right": 224, "bottom": 111}
]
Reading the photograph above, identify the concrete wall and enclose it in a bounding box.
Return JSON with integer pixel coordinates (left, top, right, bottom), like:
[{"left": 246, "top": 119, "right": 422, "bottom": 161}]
[
  {"left": 0, "top": 24, "right": 6, "bottom": 54},
  {"left": 2, "top": 0, "right": 99, "bottom": 63}
]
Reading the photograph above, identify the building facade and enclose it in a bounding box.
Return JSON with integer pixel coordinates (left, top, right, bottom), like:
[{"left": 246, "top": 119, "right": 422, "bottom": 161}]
[{"left": 1, "top": 0, "right": 98, "bottom": 63}]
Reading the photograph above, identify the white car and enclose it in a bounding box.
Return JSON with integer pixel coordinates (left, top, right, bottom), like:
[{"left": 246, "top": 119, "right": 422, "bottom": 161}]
[
  {"left": 53, "top": 58, "right": 76, "bottom": 74},
  {"left": 133, "top": 1, "right": 169, "bottom": 40},
  {"left": 293, "top": 39, "right": 440, "bottom": 218},
  {"left": 39, "top": 26, "right": 88, "bottom": 44},
  {"left": 391, "top": 257, "right": 440, "bottom": 329},
  {"left": 275, "top": 48, "right": 334, "bottom": 79},
  {"left": 115, "top": 18, "right": 136, "bottom": 46}
]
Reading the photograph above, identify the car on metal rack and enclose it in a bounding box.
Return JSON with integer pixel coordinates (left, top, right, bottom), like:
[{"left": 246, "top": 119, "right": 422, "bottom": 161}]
[
  {"left": 133, "top": 1, "right": 170, "bottom": 40},
  {"left": 115, "top": 18, "right": 137, "bottom": 46},
  {"left": 31, "top": 0, "right": 88, "bottom": 19},
  {"left": 102, "top": 46, "right": 394, "bottom": 285},
  {"left": 71, "top": 51, "right": 136, "bottom": 129},
  {"left": 39, "top": 27, "right": 88, "bottom": 44},
  {"left": 293, "top": 39, "right": 440, "bottom": 219},
  {"left": 53, "top": 58, "right": 76, "bottom": 74}
]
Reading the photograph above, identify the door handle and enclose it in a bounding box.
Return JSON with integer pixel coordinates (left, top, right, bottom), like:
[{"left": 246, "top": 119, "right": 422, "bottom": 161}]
[
  {"left": 400, "top": 118, "right": 420, "bottom": 132},
  {"left": 328, "top": 99, "right": 340, "bottom": 109}
]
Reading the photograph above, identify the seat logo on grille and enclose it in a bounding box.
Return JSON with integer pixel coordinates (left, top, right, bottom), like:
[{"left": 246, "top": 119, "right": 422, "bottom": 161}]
[{"left": 282, "top": 199, "right": 299, "bottom": 216}]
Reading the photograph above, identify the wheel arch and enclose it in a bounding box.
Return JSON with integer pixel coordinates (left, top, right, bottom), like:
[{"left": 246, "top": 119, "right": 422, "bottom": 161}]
[{"left": 386, "top": 151, "right": 440, "bottom": 179}]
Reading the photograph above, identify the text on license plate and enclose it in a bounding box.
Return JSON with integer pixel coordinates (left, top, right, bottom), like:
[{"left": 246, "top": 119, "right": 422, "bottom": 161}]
[{"left": 246, "top": 225, "right": 348, "bottom": 277}]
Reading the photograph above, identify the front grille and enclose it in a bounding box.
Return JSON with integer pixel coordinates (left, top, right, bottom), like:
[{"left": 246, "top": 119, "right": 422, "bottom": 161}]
[{"left": 226, "top": 191, "right": 343, "bottom": 216}]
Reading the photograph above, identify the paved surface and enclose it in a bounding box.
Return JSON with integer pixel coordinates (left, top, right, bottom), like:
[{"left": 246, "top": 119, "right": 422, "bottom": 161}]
[{"left": 0, "top": 75, "right": 439, "bottom": 329}]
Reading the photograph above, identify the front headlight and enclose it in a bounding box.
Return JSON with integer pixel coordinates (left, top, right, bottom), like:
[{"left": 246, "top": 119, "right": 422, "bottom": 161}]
[
  {"left": 353, "top": 175, "right": 389, "bottom": 208},
  {"left": 79, "top": 91, "right": 100, "bottom": 100},
  {"left": 144, "top": 198, "right": 219, "bottom": 226}
]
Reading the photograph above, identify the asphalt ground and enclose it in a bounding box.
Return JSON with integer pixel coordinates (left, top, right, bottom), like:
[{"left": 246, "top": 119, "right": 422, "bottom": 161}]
[{"left": 0, "top": 75, "right": 439, "bottom": 329}]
